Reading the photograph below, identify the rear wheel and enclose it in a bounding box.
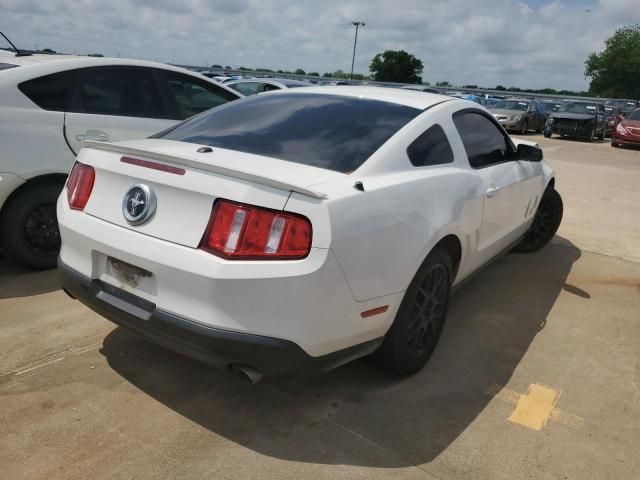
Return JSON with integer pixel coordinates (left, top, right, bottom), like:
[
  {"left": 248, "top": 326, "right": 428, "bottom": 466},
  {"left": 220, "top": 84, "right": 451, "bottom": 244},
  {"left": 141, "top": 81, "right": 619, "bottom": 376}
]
[
  {"left": 512, "top": 187, "right": 563, "bottom": 254},
  {"left": 0, "top": 182, "right": 64, "bottom": 270},
  {"left": 611, "top": 142, "right": 619, "bottom": 148},
  {"left": 373, "top": 248, "right": 452, "bottom": 375},
  {"left": 543, "top": 128, "right": 552, "bottom": 138},
  {"left": 597, "top": 128, "right": 605, "bottom": 141}
]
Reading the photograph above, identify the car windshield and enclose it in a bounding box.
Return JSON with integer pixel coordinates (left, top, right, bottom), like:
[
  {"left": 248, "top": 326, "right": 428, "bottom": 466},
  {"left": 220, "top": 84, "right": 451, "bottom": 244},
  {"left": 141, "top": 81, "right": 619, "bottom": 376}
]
[
  {"left": 157, "top": 93, "right": 421, "bottom": 173},
  {"left": 627, "top": 110, "right": 640, "bottom": 121},
  {"left": 540, "top": 103, "right": 560, "bottom": 112},
  {"left": 492, "top": 101, "right": 528, "bottom": 111},
  {"left": 558, "top": 103, "right": 596, "bottom": 114}
]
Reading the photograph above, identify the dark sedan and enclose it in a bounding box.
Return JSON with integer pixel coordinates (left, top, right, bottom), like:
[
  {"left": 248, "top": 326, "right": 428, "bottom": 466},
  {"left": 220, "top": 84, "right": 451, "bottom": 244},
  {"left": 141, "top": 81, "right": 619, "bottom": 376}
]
[{"left": 544, "top": 101, "right": 607, "bottom": 141}]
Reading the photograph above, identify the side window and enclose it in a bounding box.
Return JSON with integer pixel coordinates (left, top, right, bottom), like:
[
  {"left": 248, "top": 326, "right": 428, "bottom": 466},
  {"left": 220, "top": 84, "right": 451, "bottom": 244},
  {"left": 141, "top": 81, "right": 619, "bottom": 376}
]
[
  {"left": 18, "top": 70, "right": 75, "bottom": 111},
  {"left": 453, "top": 111, "right": 514, "bottom": 168},
  {"left": 69, "top": 67, "right": 166, "bottom": 118},
  {"left": 406, "top": 124, "right": 454, "bottom": 167},
  {"left": 164, "top": 72, "right": 238, "bottom": 119},
  {"left": 262, "top": 83, "right": 280, "bottom": 92},
  {"left": 231, "top": 82, "right": 261, "bottom": 96}
]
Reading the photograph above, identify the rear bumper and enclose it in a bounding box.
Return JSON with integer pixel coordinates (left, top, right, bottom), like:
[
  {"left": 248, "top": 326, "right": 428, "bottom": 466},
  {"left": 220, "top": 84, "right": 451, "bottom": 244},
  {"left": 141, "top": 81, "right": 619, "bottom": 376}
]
[{"left": 59, "top": 259, "right": 382, "bottom": 378}]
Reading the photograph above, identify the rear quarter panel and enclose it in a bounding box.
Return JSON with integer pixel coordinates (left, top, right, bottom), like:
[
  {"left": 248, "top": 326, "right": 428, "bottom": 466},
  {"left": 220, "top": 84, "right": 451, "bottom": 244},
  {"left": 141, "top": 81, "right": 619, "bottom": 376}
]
[{"left": 295, "top": 100, "right": 485, "bottom": 302}]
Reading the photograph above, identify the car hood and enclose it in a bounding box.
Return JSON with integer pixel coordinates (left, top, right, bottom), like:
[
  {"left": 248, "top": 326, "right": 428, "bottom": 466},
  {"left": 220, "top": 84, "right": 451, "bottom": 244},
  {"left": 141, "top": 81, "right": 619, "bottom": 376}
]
[
  {"left": 550, "top": 112, "right": 594, "bottom": 121},
  {"left": 491, "top": 109, "right": 525, "bottom": 116}
]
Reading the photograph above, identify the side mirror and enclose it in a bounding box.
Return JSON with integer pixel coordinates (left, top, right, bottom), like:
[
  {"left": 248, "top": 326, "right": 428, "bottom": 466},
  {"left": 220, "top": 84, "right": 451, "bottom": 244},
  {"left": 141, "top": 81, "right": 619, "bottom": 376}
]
[{"left": 517, "top": 143, "right": 543, "bottom": 162}]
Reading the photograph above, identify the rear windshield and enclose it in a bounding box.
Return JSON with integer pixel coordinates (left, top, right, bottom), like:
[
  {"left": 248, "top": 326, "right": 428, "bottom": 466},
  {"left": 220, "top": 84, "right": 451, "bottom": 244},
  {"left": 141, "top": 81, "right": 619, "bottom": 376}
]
[{"left": 157, "top": 92, "right": 420, "bottom": 173}]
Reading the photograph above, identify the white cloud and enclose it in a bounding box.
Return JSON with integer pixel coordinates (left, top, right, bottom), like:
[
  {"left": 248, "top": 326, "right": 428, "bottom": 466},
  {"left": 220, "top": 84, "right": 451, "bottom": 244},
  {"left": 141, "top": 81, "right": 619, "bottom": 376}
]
[{"left": 1, "top": 0, "right": 639, "bottom": 90}]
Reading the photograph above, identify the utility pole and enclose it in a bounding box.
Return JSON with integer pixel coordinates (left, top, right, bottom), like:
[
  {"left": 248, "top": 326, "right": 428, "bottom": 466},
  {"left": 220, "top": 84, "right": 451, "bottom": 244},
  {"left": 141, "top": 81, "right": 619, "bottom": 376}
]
[{"left": 349, "top": 21, "right": 365, "bottom": 81}]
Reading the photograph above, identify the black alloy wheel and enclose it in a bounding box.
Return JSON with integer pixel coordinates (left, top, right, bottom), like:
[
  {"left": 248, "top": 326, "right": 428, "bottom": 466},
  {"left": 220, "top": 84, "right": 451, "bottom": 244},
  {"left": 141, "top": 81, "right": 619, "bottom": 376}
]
[
  {"left": 512, "top": 187, "right": 563, "bottom": 253},
  {"left": 406, "top": 264, "right": 449, "bottom": 359},
  {"left": 0, "top": 182, "right": 64, "bottom": 270},
  {"left": 23, "top": 204, "right": 60, "bottom": 255},
  {"left": 372, "top": 248, "right": 453, "bottom": 375}
]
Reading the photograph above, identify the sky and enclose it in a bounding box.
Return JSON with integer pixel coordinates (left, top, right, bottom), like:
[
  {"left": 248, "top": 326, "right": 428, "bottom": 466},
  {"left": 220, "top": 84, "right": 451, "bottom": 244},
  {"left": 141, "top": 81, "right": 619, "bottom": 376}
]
[{"left": 1, "top": 0, "right": 639, "bottom": 91}]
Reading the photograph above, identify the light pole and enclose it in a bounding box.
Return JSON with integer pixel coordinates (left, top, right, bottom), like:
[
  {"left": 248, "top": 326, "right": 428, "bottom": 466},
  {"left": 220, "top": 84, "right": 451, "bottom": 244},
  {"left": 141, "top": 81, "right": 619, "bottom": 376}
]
[{"left": 349, "top": 21, "right": 365, "bottom": 81}]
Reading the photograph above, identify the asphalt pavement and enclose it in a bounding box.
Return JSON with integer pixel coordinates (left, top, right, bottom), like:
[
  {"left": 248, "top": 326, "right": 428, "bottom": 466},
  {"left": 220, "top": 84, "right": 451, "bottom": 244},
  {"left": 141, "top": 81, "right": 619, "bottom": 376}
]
[{"left": 1, "top": 134, "right": 639, "bottom": 480}]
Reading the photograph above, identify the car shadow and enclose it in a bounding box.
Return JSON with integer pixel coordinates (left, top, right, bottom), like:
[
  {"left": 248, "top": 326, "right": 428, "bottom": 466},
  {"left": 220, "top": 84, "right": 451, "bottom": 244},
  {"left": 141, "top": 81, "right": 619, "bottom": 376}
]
[
  {"left": 0, "top": 255, "right": 60, "bottom": 299},
  {"left": 100, "top": 237, "right": 582, "bottom": 467}
]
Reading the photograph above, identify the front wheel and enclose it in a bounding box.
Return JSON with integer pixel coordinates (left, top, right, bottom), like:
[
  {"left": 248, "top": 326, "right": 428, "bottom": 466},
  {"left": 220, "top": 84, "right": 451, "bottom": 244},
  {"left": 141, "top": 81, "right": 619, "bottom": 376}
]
[
  {"left": 0, "top": 182, "right": 64, "bottom": 270},
  {"left": 372, "top": 248, "right": 452, "bottom": 375},
  {"left": 543, "top": 129, "right": 552, "bottom": 138},
  {"left": 520, "top": 120, "right": 528, "bottom": 135},
  {"left": 512, "top": 187, "right": 563, "bottom": 254}
]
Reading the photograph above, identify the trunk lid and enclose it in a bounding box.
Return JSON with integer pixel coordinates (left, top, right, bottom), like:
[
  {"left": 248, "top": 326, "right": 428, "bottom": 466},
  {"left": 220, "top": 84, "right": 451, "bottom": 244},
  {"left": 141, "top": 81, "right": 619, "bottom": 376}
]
[{"left": 78, "top": 139, "right": 341, "bottom": 248}]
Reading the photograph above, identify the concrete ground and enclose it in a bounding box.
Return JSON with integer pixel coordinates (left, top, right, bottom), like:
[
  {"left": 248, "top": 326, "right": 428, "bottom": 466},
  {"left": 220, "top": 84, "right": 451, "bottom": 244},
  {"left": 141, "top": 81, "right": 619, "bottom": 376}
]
[{"left": 1, "top": 135, "right": 639, "bottom": 480}]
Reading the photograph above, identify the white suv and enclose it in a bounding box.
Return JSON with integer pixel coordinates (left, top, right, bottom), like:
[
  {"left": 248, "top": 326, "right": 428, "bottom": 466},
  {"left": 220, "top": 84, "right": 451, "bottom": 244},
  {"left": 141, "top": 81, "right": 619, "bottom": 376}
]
[{"left": 0, "top": 51, "right": 241, "bottom": 269}]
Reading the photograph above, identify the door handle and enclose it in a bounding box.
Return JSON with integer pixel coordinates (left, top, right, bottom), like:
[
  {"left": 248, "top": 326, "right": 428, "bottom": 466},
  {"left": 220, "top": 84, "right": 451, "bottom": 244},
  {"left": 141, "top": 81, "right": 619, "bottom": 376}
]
[
  {"left": 76, "top": 132, "right": 109, "bottom": 142},
  {"left": 486, "top": 186, "right": 500, "bottom": 198}
]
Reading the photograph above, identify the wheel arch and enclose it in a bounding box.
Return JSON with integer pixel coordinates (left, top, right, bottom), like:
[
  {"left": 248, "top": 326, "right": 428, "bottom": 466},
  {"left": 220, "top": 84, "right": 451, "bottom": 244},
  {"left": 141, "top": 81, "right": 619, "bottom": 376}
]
[
  {"left": 431, "top": 234, "right": 462, "bottom": 280},
  {"left": 0, "top": 173, "right": 67, "bottom": 220}
]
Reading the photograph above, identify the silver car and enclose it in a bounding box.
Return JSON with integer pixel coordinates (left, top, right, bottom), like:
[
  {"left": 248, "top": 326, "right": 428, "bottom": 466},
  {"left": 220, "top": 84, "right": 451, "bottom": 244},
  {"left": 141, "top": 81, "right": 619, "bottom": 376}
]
[{"left": 490, "top": 99, "right": 546, "bottom": 134}]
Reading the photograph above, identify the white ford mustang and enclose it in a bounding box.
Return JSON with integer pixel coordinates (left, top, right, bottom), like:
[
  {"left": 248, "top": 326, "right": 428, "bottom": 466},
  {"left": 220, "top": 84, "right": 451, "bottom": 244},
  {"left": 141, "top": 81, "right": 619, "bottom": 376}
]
[{"left": 57, "top": 86, "right": 563, "bottom": 382}]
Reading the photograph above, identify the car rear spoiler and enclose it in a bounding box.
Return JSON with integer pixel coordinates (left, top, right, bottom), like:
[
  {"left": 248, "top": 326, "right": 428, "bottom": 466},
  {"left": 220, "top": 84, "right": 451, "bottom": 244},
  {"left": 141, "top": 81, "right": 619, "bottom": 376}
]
[{"left": 82, "top": 141, "right": 328, "bottom": 199}]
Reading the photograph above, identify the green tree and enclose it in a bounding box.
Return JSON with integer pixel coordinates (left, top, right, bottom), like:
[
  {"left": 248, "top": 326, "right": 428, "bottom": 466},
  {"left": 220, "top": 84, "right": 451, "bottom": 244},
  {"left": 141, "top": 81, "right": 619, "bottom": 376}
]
[
  {"left": 87, "top": 53, "right": 103, "bottom": 57},
  {"left": 495, "top": 85, "right": 506, "bottom": 91},
  {"left": 211, "top": 64, "right": 222, "bottom": 68},
  {"left": 307, "top": 72, "right": 319, "bottom": 76},
  {"left": 41, "top": 48, "right": 56, "bottom": 54},
  {"left": 294, "top": 68, "right": 306, "bottom": 75},
  {"left": 585, "top": 24, "right": 640, "bottom": 98},
  {"left": 435, "top": 81, "right": 450, "bottom": 87},
  {"left": 369, "top": 50, "right": 423, "bottom": 83}
]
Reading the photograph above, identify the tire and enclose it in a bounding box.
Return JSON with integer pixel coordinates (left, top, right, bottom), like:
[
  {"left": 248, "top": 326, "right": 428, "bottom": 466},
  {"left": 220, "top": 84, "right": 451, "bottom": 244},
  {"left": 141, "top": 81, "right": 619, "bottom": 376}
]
[
  {"left": 598, "top": 128, "right": 605, "bottom": 141},
  {"left": 543, "top": 129, "right": 552, "bottom": 138},
  {"left": 586, "top": 128, "right": 595, "bottom": 142},
  {"left": 511, "top": 187, "right": 563, "bottom": 254},
  {"left": 372, "top": 248, "right": 452, "bottom": 375},
  {"left": 0, "top": 182, "right": 65, "bottom": 270},
  {"left": 520, "top": 120, "right": 528, "bottom": 135},
  {"left": 611, "top": 142, "right": 619, "bottom": 148}
]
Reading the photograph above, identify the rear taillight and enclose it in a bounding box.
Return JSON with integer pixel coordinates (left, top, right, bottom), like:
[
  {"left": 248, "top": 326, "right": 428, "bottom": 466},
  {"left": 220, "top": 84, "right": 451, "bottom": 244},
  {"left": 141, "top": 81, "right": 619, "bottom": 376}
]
[
  {"left": 66, "top": 162, "right": 95, "bottom": 210},
  {"left": 201, "top": 199, "right": 312, "bottom": 259}
]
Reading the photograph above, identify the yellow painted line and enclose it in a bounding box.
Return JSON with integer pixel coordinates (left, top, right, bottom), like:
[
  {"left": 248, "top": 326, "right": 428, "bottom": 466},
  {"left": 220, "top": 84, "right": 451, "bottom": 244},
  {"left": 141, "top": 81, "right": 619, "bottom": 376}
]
[
  {"left": 508, "top": 383, "right": 559, "bottom": 430},
  {"left": 485, "top": 383, "right": 584, "bottom": 431}
]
